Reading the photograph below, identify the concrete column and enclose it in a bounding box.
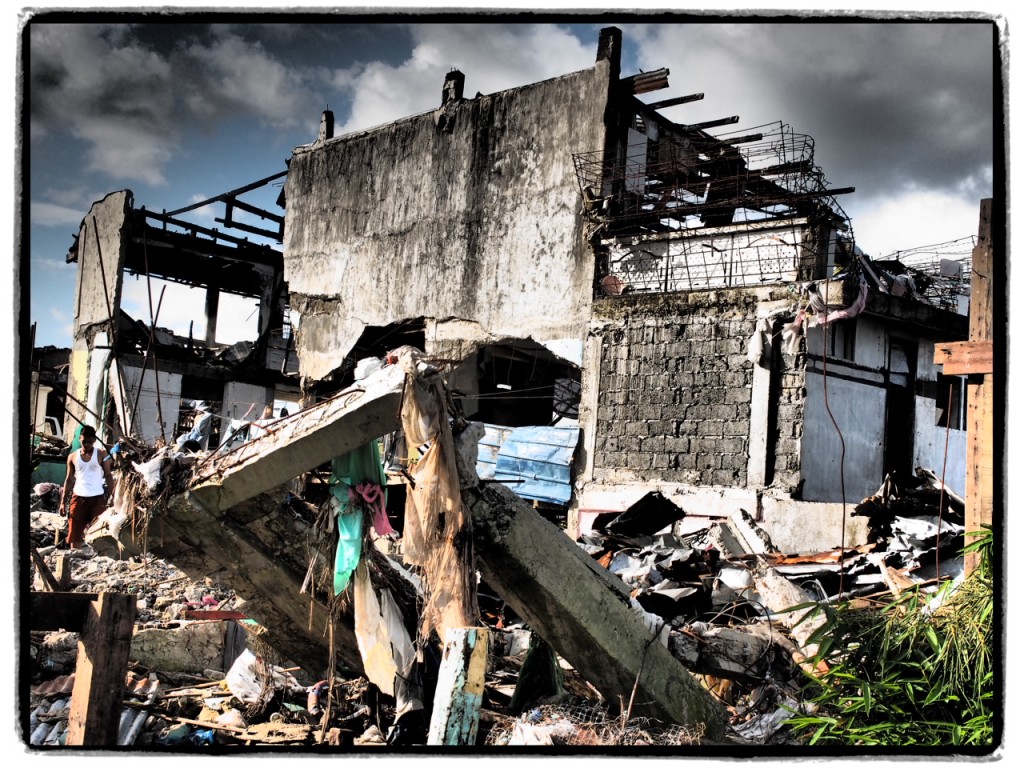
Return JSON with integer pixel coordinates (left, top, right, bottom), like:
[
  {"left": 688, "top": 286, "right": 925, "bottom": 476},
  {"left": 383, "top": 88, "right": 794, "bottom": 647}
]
[
  {"left": 747, "top": 339, "right": 772, "bottom": 488},
  {"left": 466, "top": 482, "right": 727, "bottom": 740},
  {"left": 442, "top": 70, "right": 465, "bottom": 105},
  {"left": 571, "top": 333, "right": 605, "bottom": 537}
]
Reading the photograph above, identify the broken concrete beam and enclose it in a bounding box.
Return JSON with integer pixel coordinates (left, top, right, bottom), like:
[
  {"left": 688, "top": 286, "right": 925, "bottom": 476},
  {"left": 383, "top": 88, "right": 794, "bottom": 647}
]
[
  {"left": 131, "top": 620, "right": 229, "bottom": 674},
  {"left": 749, "top": 558, "right": 824, "bottom": 652},
  {"left": 189, "top": 364, "right": 405, "bottom": 513},
  {"left": 427, "top": 627, "right": 489, "bottom": 746},
  {"left": 601, "top": 491, "right": 686, "bottom": 537},
  {"left": 105, "top": 491, "right": 363, "bottom": 676},
  {"left": 465, "top": 482, "right": 727, "bottom": 742},
  {"left": 707, "top": 509, "right": 777, "bottom": 558}
]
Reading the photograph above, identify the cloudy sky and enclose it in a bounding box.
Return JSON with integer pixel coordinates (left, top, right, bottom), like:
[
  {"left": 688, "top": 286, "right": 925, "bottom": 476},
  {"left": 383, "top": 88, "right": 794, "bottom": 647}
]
[{"left": 18, "top": 12, "right": 1002, "bottom": 348}]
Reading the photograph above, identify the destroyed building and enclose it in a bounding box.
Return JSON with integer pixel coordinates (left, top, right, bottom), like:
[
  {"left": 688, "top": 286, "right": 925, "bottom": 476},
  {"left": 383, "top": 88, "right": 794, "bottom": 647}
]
[
  {"left": 276, "top": 27, "right": 969, "bottom": 551},
  {"left": 56, "top": 27, "right": 972, "bottom": 554},
  {"left": 26, "top": 25, "right": 990, "bottom": 750},
  {"left": 61, "top": 174, "right": 298, "bottom": 451}
]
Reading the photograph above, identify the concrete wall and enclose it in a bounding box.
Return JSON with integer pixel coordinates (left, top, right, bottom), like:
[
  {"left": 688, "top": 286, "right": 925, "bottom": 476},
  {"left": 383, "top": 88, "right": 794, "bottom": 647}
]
[
  {"left": 71, "top": 191, "right": 130, "bottom": 334},
  {"left": 587, "top": 288, "right": 794, "bottom": 489},
  {"left": 761, "top": 495, "right": 870, "bottom": 553},
  {"left": 222, "top": 381, "right": 274, "bottom": 424},
  {"left": 282, "top": 63, "right": 612, "bottom": 382},
  {"left": 574, "top": 285, "right": 815, "bottom": 538},
  {"left": 603, "top": 219, "right": 811, "bottom": 293},
  {"left": 65, "top": 192, "right": 132, "bottom": 438}
]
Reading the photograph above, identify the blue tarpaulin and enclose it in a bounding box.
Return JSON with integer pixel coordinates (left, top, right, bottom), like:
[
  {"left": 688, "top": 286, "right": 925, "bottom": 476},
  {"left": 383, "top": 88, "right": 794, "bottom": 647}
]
[{"left": 476, "top": 424, "right": 580, "bottom": 505}]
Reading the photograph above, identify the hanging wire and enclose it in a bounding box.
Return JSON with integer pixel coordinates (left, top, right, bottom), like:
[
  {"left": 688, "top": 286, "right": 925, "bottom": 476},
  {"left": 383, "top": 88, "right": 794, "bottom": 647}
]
[{"left": 819, "top": 280, "right": 848, "bottom": 598}]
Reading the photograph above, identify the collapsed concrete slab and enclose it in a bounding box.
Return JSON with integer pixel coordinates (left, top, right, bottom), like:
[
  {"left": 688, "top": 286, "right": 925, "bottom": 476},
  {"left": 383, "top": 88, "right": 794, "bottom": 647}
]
[
  {"left": 106, "top": 489, "right": 360, "bottom": 675},
  {"left": 464, "top": 482, "right": 728, "bottom": 741},
  {"left": 188, "top": 364, "right": 406, "bottom": 514}
]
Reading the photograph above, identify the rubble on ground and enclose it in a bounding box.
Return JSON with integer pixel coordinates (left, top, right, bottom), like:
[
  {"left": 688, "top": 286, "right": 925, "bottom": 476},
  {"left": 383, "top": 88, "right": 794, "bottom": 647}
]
[{"left": 26, "top": 411, "right": 964, "bottom": 749}]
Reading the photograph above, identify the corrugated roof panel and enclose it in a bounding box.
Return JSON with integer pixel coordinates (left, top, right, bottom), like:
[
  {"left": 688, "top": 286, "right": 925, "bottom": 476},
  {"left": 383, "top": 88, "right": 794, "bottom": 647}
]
[{"left": 482, "top": 425, "right": 580, "bottom": 505}]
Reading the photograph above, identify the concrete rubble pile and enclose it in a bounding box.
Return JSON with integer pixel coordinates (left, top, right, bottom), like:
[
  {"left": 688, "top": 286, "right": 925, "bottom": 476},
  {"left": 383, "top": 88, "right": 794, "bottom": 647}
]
[
  {"left": 568, "top": 473, "right": 968, "bottom": 745},
  {"left": 24, "top": 352, "right": 966, "bottom": 750}
]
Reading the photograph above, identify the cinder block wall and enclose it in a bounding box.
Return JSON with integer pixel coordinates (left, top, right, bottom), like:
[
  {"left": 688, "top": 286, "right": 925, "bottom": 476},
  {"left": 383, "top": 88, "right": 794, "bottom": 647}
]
[{"left": 590, "top": 288, "right": 805, "bottom": 492}]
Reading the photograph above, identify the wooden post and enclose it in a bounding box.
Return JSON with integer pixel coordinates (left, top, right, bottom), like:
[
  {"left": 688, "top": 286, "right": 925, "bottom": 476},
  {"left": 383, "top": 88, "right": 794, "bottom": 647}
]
[
  {"left": 65, "top": 592, "right": 138, "bottom": 746},
  {"left": 54, "top": 556, "right": 73, "bottom": 591},
  {"left": 427, "top": 627, "right": 489, "bottom": 746},
  {"left": 964, "top": 199, "right": 995, "bottom": 574},
  {"left": 932, "top": 199, "right": 994, "bottom": 576},
  {"left": 30, "top": 548, "right": 61, "bottom": 592}
]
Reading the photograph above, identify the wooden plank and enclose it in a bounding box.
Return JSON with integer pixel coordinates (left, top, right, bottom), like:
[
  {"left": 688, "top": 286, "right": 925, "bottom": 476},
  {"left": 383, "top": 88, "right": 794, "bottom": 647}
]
[
  {"left": 55, "top": 556, "right": 73, "bottom": 591},
  {"left": 969, "top": 198, "right": 993, "bottom": 343},
  {"left": 933, "top": 339, "right": 994, "bottom": 375},
  {"left": 30, "top": 548, "right": 61, "bottom": 592},
  {"left": 965, "top": 375, "right": 994, "bottom": 572},
  {"left": 647, "top": 92, "right": 704, "bottom": 110},
  {"left": 66, "top": 592, "right": 138, "bottom": 746},
  {"left": 427, "top": 628, "right": 489, "bottom": 746}
]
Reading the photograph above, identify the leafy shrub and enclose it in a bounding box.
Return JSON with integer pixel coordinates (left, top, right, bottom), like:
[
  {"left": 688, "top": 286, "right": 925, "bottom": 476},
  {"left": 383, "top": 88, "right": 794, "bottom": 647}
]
[{"left": 785, "top": 528, "right": 995, "bottom": 747}]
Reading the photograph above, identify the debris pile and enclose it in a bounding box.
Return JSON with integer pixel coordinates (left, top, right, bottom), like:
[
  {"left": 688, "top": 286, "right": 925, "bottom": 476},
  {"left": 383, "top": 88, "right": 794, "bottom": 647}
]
[
  {"left": 25, "top": 342, "right": 968, "bottom": 749},
  {"left": 570, "top": 471, "right": 967, "bottom": 743}
]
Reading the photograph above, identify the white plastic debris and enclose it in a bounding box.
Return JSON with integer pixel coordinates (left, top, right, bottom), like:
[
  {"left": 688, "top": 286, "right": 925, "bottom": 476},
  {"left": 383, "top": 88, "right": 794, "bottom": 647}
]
[{"left": 133, "top": 450, "right": 169, "bottom": 493}]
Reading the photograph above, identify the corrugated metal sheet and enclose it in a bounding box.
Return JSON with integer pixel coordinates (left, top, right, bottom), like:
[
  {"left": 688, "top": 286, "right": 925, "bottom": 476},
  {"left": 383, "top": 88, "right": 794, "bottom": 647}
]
[{"left": 476, "top": 424, "right": 579, "bottom": 505}]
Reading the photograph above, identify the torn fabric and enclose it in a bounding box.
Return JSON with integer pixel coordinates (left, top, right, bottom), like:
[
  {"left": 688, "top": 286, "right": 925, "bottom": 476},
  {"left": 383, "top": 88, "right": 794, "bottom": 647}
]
[
  {"left": 394, "top": 346, "right": 479, "bottom": 643},
  {"left": 352, "top": 560, "right": 419, "bottom": 717},
  {"left": 746, "top": 317, "right": 773, "bottom": 367},
  {"left": 329, "top": 440, "right": 388, "bottom": 595}
]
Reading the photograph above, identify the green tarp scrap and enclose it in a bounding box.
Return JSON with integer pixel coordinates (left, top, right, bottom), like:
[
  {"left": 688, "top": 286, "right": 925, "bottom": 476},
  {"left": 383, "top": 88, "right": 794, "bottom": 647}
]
[{"left": 329, "top": 440, "right": 387, "bottom": 595}]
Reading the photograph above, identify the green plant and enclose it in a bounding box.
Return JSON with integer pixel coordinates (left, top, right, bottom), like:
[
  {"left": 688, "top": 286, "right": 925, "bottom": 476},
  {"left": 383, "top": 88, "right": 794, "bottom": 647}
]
[{"left": 785, "top": 528, "right": 995, "bottom": 747}]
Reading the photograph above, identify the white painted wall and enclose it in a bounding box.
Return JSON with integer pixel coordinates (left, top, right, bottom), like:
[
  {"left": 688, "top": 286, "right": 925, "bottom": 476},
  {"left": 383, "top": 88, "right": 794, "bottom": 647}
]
[
  {"left": 116, "top": 364, "right": 182, "bottom": 444},
  {"left": 222, "top": 382, "right": 274, "bottom": 423}
]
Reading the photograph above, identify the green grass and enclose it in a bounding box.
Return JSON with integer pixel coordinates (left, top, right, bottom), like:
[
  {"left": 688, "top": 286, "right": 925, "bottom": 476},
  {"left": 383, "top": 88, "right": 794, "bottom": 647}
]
[{"left": 784, "top": 528, "right": 995, "bottom": 747}]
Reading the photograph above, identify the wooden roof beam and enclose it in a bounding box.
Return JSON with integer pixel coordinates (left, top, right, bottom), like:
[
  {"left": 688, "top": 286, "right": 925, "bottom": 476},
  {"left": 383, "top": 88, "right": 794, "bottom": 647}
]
[
  {"left": 621, "top": 68, "right": 670, "bottom": 95},
  {"left": 646, "top": 92, "right": 704, "bottom": 110}
]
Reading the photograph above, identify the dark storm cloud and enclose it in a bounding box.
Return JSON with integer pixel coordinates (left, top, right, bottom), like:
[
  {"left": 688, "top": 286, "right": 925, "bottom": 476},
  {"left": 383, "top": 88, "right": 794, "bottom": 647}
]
[
  {"left": 27, "top": 21, "right": 327, "bottom": 185},
  {"left": 629, "top": 21, "right": 997, "bottom": 204}
]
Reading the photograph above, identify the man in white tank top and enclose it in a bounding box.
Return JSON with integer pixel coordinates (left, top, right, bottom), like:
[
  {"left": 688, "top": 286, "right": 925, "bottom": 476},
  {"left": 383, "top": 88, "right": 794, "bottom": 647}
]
[{"left": 59, "top": 424, "right": 115, "bottom": 549}]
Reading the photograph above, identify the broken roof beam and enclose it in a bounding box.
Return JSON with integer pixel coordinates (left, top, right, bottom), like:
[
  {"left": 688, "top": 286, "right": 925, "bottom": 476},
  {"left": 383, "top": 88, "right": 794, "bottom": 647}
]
[
  {"left": 646, "top": 92, "right": 704, "bottom": 110},
  {"left": 713, "top": 132, "right": 764, "bottom": 146},
  {"left": 465, "top": 482, "right": 727, "bottom": 740},
  {"left": 621, "top": 68, "right": 670, "bottom": 95},
  {"left": 163, "top": 170, "right": 288, "bottom": 217},
  {"left": 682, "top": 116, "right": 740, "bottom": 131},
  {"left": 188, "top": 364, "right": 406, "bottom": 514}
]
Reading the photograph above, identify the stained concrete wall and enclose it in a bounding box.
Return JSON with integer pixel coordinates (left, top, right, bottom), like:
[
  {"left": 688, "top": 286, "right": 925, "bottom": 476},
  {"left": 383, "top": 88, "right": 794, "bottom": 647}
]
[
  {"left": 283, "top": 64, "right": 612, "bottom": 382},
  {"left": 72, "top": 191, "right": 131, "bottom": 334},
  {"left": 65, "top": 191, "right": 132, "bottom": 437}
]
